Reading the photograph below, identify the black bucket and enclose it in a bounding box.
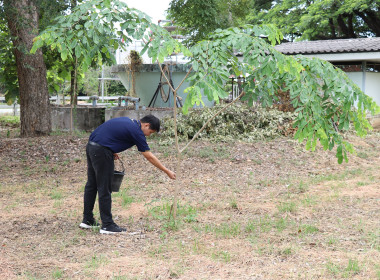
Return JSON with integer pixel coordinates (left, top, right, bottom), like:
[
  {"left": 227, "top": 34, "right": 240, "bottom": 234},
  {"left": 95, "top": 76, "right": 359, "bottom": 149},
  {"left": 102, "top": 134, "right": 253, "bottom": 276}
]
[{"left": 111, "top": 159, "right": 125, "bottom": 192}]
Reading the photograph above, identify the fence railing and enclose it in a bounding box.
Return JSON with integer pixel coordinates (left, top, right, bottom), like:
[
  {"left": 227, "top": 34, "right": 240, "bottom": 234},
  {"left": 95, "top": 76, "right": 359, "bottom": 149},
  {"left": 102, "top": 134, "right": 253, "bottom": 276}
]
[{"left": 0, "top": 95, "right": 141, "bottom": 116}]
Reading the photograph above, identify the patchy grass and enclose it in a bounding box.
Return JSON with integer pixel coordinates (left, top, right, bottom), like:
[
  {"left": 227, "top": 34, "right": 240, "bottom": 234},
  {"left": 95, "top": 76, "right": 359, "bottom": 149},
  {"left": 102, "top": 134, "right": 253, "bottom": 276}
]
[
  {"left": 0, "top": 133, "right": 379, "bottom": 279},
  {"left": 0, "top": 115, "right": 20, "bottom": 126}
]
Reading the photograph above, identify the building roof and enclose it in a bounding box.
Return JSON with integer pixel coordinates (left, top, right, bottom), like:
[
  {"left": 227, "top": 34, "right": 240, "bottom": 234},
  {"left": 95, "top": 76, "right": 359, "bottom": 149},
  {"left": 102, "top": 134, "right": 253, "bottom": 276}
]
[{"left": 275, "top": 37, "right": 380, "bottom": 55}]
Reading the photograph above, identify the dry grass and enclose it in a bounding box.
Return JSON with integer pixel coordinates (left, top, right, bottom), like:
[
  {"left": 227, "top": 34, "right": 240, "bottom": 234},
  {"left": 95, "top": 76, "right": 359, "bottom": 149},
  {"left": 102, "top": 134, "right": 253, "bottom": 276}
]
[{"left": 0, "top": 130, "right": 379, "bottom": 279}]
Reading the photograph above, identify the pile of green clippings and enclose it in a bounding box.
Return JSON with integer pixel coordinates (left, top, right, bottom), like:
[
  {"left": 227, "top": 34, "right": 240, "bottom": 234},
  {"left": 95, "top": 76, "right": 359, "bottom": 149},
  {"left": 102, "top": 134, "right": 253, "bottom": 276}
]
[{"left": 159, "top": 103, "right": 297, "bottom": 144}]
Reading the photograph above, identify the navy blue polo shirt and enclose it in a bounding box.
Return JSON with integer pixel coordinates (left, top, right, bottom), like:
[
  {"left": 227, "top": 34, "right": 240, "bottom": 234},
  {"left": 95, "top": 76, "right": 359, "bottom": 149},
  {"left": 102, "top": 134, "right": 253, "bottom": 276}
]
[{"left": 89, "top": 117, "right": 150, "bottom": 153}]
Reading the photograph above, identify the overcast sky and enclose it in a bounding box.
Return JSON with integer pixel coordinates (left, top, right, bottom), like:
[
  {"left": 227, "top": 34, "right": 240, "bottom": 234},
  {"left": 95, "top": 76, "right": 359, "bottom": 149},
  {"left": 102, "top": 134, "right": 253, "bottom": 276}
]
[{"left": 122, "top": 0, "right": 172, "bottom": 24}]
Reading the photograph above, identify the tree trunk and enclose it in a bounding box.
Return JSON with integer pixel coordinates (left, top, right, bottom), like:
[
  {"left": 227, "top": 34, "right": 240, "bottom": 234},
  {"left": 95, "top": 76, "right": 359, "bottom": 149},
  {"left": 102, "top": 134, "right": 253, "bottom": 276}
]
[
  {"left": 336, "top": 14, "right": 356, "bottom": 38},
  {"left": 70, "top": 68, "right": 78, "bottom": 105},
  {"left": 4, "top": 0, "right": 51, "bottom": 136},
  {"left": 355, "top": 10, "right": 380, "bottom": 37},
  {"left": 69, "top": 0, "right": 78, "bottom": 105}
]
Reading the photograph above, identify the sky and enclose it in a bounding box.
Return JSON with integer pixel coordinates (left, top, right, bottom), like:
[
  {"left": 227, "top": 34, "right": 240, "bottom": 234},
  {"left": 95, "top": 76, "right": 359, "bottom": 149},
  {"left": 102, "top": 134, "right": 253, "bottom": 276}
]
[{"left": 122, "top": 0, "right": 172, "bottom": 24}]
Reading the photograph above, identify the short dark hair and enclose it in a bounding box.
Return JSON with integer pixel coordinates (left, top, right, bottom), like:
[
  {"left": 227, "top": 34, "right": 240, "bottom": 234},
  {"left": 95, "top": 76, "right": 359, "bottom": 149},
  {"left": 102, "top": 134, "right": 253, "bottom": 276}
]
[{"left": 140, "top": 114, "right": 160, "bottom": 132}]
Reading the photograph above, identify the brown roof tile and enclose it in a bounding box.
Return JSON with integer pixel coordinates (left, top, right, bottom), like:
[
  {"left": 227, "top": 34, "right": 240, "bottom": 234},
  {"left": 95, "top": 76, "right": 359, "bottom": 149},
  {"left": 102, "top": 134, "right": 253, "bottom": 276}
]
[{"left": 275, "top": 37, "right": 380, "bottom": 55}]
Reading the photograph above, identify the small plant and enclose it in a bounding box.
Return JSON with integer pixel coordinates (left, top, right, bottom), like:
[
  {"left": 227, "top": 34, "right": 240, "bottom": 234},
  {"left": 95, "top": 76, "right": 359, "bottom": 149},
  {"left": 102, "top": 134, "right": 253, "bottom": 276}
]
[
  {"left": 344, "top": 259, "right": 360, "bottom": 276},
  {"left": 212, "top": 250, "right": 231, "bottom": 263},
  {"left": 257, "top": 215, "right": 273, "bottom": 233},
  {"left": 245, "top": 219, "right": 257, "bottom": 233},
  {"left": 229, "top": 197, "right": 238, "bottom": 209},
  {"left": 115, "top": 189, "right": 134, "bottom": 208},
  {"left": 148, "top": 202, "right": 197, "bottom": 231},
  {"left": 326, "top": 261, "right": 340, "bottom": 276},
  {"left": 296, "top": 181, "right": 309, "bottom": 193},
  {"left": 275, "top": 217, "right": 289, "bottom": 232},
  {"left": 52, "top": 268, "right": 64, "bottom": 279},
  {"left": 301, "top": 194, "right": 318, "bottom": 207},
  {"left": 279, "top": 247, "right": 292, "bottom": 256},
  {"left": 326, "top": 258, "right": 361, "bottom": 278},
  {"left": 299, "top": 224, "right": 319, "bottom": 235},
  {"left": 85, "top": 254, "right": 109, "bottom": 270},
  {"left": 357, "top": 151, "right": 369, "bottom": 159},
  {"left": 277, "top": 201, "right": 297, "bottom": 213},
  {"left": 327, "top": 237, "right": 338, "bottom": 246},
  {"left": 53, "top": 200, "right": 63, "bottom": 208},
  {"left": 205, "top": 222, "right": 241, "bottom": 238},
  {"left": 50, "top": 189, "right": 63, "bottom": 200},
  {"left": 247, "top": 171, "right": 255, "bottom": 187},
  {"left": 367, "top": 229, "right": 380, "bottom": 251}
]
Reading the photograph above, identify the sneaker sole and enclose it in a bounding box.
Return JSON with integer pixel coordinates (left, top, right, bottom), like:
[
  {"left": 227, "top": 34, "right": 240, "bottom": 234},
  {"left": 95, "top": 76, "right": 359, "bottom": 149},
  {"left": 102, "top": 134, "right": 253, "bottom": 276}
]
[
  {"left": 99, "top": 229, "right": 126, "bottom": 234},
  {"left": 79, "top": 223, "right": 100, "bottom": 229}
]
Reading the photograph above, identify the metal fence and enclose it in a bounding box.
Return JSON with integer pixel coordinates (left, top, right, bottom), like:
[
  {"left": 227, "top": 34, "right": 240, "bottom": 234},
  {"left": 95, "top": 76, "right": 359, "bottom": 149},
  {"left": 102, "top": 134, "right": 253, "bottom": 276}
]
[
  {"left": 0, "top": 97, "right": 19, "bottom": 116},
  {"left": 0, "top": 95, "right": 140, "bottom": 116}
]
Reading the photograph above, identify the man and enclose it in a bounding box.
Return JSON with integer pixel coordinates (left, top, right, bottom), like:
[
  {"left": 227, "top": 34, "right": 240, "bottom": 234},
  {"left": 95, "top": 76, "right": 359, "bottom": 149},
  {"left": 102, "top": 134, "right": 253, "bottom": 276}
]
[{"left": 79, "top": 115, "right": 176, "bottom": 234}]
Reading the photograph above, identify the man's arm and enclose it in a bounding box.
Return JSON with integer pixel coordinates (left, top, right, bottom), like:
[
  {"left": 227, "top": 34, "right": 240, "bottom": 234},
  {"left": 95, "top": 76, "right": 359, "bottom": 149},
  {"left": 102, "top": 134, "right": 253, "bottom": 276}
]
[{"left": 141, "top": 151, "right": 176, "bottom": 179}]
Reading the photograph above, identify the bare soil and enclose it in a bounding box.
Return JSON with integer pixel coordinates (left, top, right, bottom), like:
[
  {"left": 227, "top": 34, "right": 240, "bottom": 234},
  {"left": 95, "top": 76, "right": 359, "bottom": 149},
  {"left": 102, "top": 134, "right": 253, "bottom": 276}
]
[{"left": 0, "top": 128, "right": 379, "bottom": 280}]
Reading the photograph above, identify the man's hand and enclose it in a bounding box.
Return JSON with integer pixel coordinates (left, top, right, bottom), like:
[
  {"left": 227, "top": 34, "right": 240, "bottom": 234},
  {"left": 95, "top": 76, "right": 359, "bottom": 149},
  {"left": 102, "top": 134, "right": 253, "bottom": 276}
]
[
  {"left": 166, "top": 170, "right": 176, "bottom": 180},
  {"left": 113, "top": 153, "right": 120, "bottom": 160}
]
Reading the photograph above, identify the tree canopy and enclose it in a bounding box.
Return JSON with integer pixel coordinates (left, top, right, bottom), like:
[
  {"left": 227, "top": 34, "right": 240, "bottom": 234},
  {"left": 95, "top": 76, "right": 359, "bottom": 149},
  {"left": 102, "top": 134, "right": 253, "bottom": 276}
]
[
  {"left": 167, "top": 0, "right": 380, "bottom": 42},
  {"left": 248, "top": 0, "right": 380, "bottom": 41},
  {"left": 167, "top": 0, "right": 252, "bottom": 45},
  {"left": 31, "top": 0, "right": 149, "bottom": 74}
]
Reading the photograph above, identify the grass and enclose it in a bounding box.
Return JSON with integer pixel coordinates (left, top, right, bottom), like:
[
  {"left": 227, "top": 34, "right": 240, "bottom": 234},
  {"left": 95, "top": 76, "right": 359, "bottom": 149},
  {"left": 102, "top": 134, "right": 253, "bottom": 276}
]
[
  {"left": 114, "top": 189, "right": 134, "bottom": 208},
  {"left": 279, "top": 247, "right": 293, "bottom": 256},
  {"left": 204, "top": 222, "right": 241, "bottom": 238},
  {"left": 50, "top": 189, "right": 63, "bottom": 200},
  {"left": 85, "top": 254, "right": 109, "bottom": 271},
  {"left": 326, "top": 259, "right": 361, "bottom": 278},
  {"left": 184, "top": 145, "right": 232, "bottom": 162},
  {"left": 52, "top": 268, "right": 64, "bottom": 279},
  {"left": 148, "top": 202, "right": 198, "bottom": 233},
  {"left": 0, "top": 115, "right": 20, "bottom": 126},
  {"left": 1, "top": 134, "right": 379, "bottom": 279},
  {"left": 212, "top": 250, "right": 232, "bottom": 262},
  {"left": 298, "top": 224, "right": 319, "bottom": 235},
  {"left": 277, "top": 201, "right": 297, "bottom": 213}
]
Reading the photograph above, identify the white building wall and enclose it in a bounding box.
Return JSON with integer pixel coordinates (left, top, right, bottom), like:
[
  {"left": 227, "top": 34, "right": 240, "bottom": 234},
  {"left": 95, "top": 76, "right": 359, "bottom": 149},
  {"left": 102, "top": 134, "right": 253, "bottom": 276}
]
[
  {"left": 365, "top": 72, "right": 380, "bottom": 106},
  {"left": 116, "top": 40, "right": 189, "bottom": 65},
  {"left": 346, "top": 72, "right": 380, "bottom": 107}
]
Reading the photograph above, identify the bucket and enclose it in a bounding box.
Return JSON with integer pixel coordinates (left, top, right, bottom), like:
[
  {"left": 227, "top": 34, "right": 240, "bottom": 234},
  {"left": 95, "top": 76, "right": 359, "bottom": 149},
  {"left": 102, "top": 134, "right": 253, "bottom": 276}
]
[{"left": 111, "top": 159, "right": 125, "bottom": 192}]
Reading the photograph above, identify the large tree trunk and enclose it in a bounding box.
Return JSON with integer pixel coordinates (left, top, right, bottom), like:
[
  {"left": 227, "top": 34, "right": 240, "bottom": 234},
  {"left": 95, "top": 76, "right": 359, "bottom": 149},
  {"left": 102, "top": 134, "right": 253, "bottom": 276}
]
[
  {"left": 4, "top": 0, "right": 51, "bottom": 136},
  {"left": 355, "top": 9, "right": 380, "bottom": 37}
]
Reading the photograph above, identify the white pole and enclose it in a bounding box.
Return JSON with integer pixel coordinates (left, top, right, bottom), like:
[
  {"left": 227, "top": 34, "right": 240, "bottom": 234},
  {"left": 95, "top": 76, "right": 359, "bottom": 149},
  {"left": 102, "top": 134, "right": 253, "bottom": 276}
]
[{"left": 101, "top": 66, "right": 105, "bottom": 102}]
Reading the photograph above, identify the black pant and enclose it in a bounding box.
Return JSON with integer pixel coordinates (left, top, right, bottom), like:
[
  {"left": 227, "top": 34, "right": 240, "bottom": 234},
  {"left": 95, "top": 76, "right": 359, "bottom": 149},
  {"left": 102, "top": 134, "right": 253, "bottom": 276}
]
[{"left": 83, "top": 143, "right": 114, "bottom": 227}]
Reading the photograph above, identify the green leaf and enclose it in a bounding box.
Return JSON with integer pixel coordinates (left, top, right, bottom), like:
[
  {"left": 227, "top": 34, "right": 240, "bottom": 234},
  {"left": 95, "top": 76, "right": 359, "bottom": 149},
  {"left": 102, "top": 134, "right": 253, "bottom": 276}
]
[
  {"left": 336, "top": 145, "right": 343, "bottom": 164},
  {"left": 30, "top": 37, "right": 43, "bottom": 54},
  {"left": 61, "top": 49, "right": 68, "bottom": 61}
]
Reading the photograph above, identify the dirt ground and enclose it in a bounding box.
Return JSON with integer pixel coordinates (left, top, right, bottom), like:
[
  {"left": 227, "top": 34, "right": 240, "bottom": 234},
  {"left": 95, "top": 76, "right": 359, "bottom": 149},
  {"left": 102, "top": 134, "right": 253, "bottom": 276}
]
[{"left": 0, "top": 126, "right": 379, "bottom": 279}]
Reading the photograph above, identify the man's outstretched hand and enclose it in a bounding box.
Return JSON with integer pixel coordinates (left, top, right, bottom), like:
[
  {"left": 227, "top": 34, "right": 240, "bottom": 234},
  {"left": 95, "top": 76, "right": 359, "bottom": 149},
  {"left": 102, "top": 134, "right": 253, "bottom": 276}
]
[{"left": 166, "top": 170, "right": 176, "bottom": 180}]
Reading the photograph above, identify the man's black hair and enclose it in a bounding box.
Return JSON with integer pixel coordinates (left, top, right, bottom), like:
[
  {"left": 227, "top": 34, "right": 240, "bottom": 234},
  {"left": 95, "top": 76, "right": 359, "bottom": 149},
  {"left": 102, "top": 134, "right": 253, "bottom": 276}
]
[{"left": 140, "top": 114, "right": 160, "bottom": 132}]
